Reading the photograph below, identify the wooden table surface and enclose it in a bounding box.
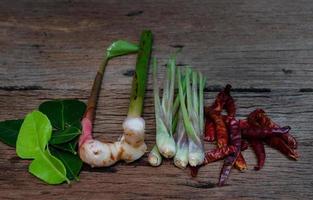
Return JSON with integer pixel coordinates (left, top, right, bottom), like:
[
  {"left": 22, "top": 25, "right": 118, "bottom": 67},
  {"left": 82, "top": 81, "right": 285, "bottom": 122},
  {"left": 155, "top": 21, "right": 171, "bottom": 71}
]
[{"left": 1, "top": 0, "right": 313, "bottom": 199}]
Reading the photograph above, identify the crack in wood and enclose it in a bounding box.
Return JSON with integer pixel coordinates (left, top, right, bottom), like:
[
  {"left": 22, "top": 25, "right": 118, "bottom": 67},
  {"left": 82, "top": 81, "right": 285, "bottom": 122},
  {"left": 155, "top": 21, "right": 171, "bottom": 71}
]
[
  {"left": 82, "top": 164, "right": 118, "bottom": 173},
  {"left": 282, "top": 68, "right": 293, "bottom": 74},
  {"left": 299, "top": 88, "right": 313, "bottom": 92},
  {"left": 125, "top": 10, "right": 143, "bottom": 17},
  {"left": 181, "top": 181, "right": 216, "bottom": 189},
  {"left": 0, "top": 86, "right": 43, "bottom": 91},
  {"left": 123, "top": 69, "right": 135, "bottom": 77},
  {"left": 169, "top": 44, "right": 184, "bottom": 49},
  {"left": 204, "top": 86, "right": 271, "bottom": 93}
]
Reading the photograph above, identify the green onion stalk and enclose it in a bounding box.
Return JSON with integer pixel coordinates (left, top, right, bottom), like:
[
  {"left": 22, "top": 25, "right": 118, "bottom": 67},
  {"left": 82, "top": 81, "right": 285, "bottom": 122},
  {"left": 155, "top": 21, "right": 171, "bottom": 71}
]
[
  {"left": 178, "top": 68, "right": 206, "bottom": 166},
  {"left": 79, "top": 30, "right": 153, "bottom": 167}
]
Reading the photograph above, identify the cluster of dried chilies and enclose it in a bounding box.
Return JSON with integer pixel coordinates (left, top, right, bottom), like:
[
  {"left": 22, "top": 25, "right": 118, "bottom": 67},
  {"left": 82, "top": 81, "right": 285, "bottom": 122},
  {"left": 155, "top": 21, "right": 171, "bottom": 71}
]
[{"left": 192, "top": 85, "right": 299, "bottom": 185}]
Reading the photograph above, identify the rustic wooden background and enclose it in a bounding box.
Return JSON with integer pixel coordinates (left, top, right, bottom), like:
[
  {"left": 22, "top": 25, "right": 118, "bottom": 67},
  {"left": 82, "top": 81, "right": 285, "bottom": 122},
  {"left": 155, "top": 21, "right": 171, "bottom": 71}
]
[{"left": 1, "top": 0, "right": 313, "bottom": 199}]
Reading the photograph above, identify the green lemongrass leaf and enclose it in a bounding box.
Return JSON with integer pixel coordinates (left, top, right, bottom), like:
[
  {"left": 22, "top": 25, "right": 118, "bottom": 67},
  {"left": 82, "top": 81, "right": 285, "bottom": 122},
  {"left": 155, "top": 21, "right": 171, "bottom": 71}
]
[
  {"left": 106, "top": 40, "right": 139, "bottom": 60},
  {"left": 192, "top": 71, "right": 199, "bottom": 117},
  {"left": 16, "top": 111, "right": 68, "bottom": 184},
  {"left": 172, "top": 94, "right": 180, "bottom": 117},
  {"left": 161, "top": 59, "right": 171, "bottom": 114},
  {"left": 153, "top": 57, "right": 163, "bottom": 120},
  {"left": 199, "top": 72, "right": 205, "bottom": 134},
  {"left": 50, "top": 147, "right": 82, "bottom": 181},
  {"left": 177, "top": 68, "right": 197, "bottom": 141},
  {"left": 160, "top": 56, "right": 176, "bottom": 133},
  {"left": 127, "top": 30, "right": 153, "bottom": 117},
  {"left": 172, "top": 110, "right": 179, "bottom": 133},
  {"left": 0, "top": 119, "right": 23, "bottom": 147},
  {"left": 52, "top": 139, "right": 78, "bottom": 155},
  {"left": 49, "top": 126, "right": 81, "bottom": 145},
  {"left": 167, "top": 56, "right": 176, "bottom": 131},
  {"left": 39, "top": 100, "right": 86, "bottom": 130},
  {"left": 189, "top": 71, "right": 200, "bottom": 135},
  {"left": 153, "top": 57, "right": 168, "bottom": 128},
  {"left": 185, "top": 68, "right": 193, "bottom": 113}
]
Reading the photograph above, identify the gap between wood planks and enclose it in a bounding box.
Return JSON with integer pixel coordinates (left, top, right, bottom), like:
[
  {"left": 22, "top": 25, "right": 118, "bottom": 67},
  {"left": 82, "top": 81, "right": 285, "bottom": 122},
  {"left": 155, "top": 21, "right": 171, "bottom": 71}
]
[{"left": 1, "top": 85, "right": 313, "bottom": 93}]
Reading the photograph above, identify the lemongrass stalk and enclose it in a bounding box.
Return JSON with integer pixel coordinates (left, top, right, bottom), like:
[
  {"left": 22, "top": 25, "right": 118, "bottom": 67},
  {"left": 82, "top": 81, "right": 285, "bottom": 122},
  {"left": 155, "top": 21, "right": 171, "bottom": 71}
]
[
  {"left": 177, "top": 68, "right": 204, "bottom": 166},
  {"left": 199, "top": 72, "right": 205, "bottom": 136},
  {"left": 148, "top": 145, "right": 162, "bottom": 166},
  {"left": 174, "top": 110, "right": 189, "bottom": 169},
  {"left": 192, "top": 71, "right": 199, "bottom": 117},
  {"left": 153, "top": 57, "right": 176, "bottom": 158},
  {"left": 79, "top": 30, "right": 152, "bottom": 167}
]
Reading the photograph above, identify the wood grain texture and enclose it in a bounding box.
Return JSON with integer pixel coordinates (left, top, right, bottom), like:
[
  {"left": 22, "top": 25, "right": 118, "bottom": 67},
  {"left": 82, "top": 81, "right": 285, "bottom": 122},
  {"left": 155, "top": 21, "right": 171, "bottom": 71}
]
[{"left": 0, "top": 0, "right": 313, "bottom": 199}]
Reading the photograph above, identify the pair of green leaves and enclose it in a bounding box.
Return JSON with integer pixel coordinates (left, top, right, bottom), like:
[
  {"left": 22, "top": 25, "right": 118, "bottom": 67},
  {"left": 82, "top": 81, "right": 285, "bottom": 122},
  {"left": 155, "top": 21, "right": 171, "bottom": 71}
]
[
  {"left": 0, "top": 100, "right": 86, "bottom": 184},
  {"left": 16, "top": 111, "right": 69, "bottom": 184}
]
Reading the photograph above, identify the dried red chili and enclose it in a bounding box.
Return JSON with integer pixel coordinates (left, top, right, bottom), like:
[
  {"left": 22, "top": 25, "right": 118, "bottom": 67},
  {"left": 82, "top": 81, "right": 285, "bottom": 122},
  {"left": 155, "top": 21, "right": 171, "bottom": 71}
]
[
  {"left": 218, "top": 118, "right": 241, "bottom": 186},
  {"left": 204, "top": 119, "right": 215, "bottom": 142},
  {"left": 249, "top": 139, "right": 266, "bottom": 170},
  {"left": 249, "top": 110, "right": 298, "bottom": 149},
  {"left": 241, "top": 126, "right": 291, "bottom": 139},
  {"left": 247, "top": 109, "right": 299, "bottom": 160},
  {"left": 210, "top": 112, "right": 228, "bottom": 147},
  {"left": 280, "top": 133, "right": 298, "bottom": 149},
  {"left": 223, "top": 93, "right": 247, "bottom": 171},
  {"left": 241, "top": 140, "right": 249, "bottom": 151},
  {"left": 265, "top": 137, "right": 299, "bottom": 160},
  {"left": 205, "top": 85, "right": 233, "bottom": 147},
  {"left": 204, "top": 139, "right": 249, "bottom": 164},
  {"left": 234, "top": 154, "right": 247, "bottom": 171}
]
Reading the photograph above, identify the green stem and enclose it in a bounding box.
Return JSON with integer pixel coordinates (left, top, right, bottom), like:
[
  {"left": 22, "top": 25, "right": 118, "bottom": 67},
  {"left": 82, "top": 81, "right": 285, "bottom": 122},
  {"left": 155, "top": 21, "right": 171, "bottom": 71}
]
[
  {"left": 199, "top": 73, "right": 205, "bottom": 134},
  {"left": 127, "top": 30, "right": 153, "bottom": 117},
  {"left": 84, "top": 58, "right": 108, "bottom": 122}
]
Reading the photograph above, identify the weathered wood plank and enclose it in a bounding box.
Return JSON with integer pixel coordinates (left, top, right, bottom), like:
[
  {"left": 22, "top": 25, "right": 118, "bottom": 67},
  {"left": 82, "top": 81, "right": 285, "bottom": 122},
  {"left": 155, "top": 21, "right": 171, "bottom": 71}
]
[
  {"left": 1, "top": 0, "right": 313, "bottom": 199},
  {"left": 1, "top": 0, "right": 313, "bottom": 91}
]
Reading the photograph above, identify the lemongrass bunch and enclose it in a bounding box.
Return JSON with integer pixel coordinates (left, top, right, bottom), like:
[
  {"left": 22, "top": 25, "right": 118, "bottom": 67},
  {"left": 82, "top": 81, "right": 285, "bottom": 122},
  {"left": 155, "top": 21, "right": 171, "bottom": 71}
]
[
  {"left": 79, "top": 30, "right": 153, "bottom": 167},
  {"left": 152, "top": 56, "right": 176, "bottom": 159},
  {"left": 178, "top": 68, "right": 206, "bottom": 166}
]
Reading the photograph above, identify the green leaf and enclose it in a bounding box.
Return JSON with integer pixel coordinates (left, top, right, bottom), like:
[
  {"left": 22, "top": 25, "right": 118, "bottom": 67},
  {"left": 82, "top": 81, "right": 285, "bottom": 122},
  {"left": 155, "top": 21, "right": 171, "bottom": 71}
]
[
  {"left": 29, "top": 149, "right": 68, "bottom": 184},
  {"left": 106, "top": 40, "right": 139, "bottom": 59},
  {"left": 52, "top": 139, "right": 78, "bottom": 154},
  {"left": 16, "top": 111, "right": 68, "bottom": 184},
  {"left": 50, "top": 147, "right": 82, "bottom": 181},
  {"left": 39, "top": 99, "right": 86, "bottom": 130},
  {"left": 39, "top": 100, "right": 85, "bottom": 145},
  {"left": 16, "top": 111, "right": 52, "bottom": 158},
  {"left": 50, "top": 126, "right": 81, "bottom": 145},
  {"left": 0, "top": 119, "right": 23, "bottom": 147}
]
